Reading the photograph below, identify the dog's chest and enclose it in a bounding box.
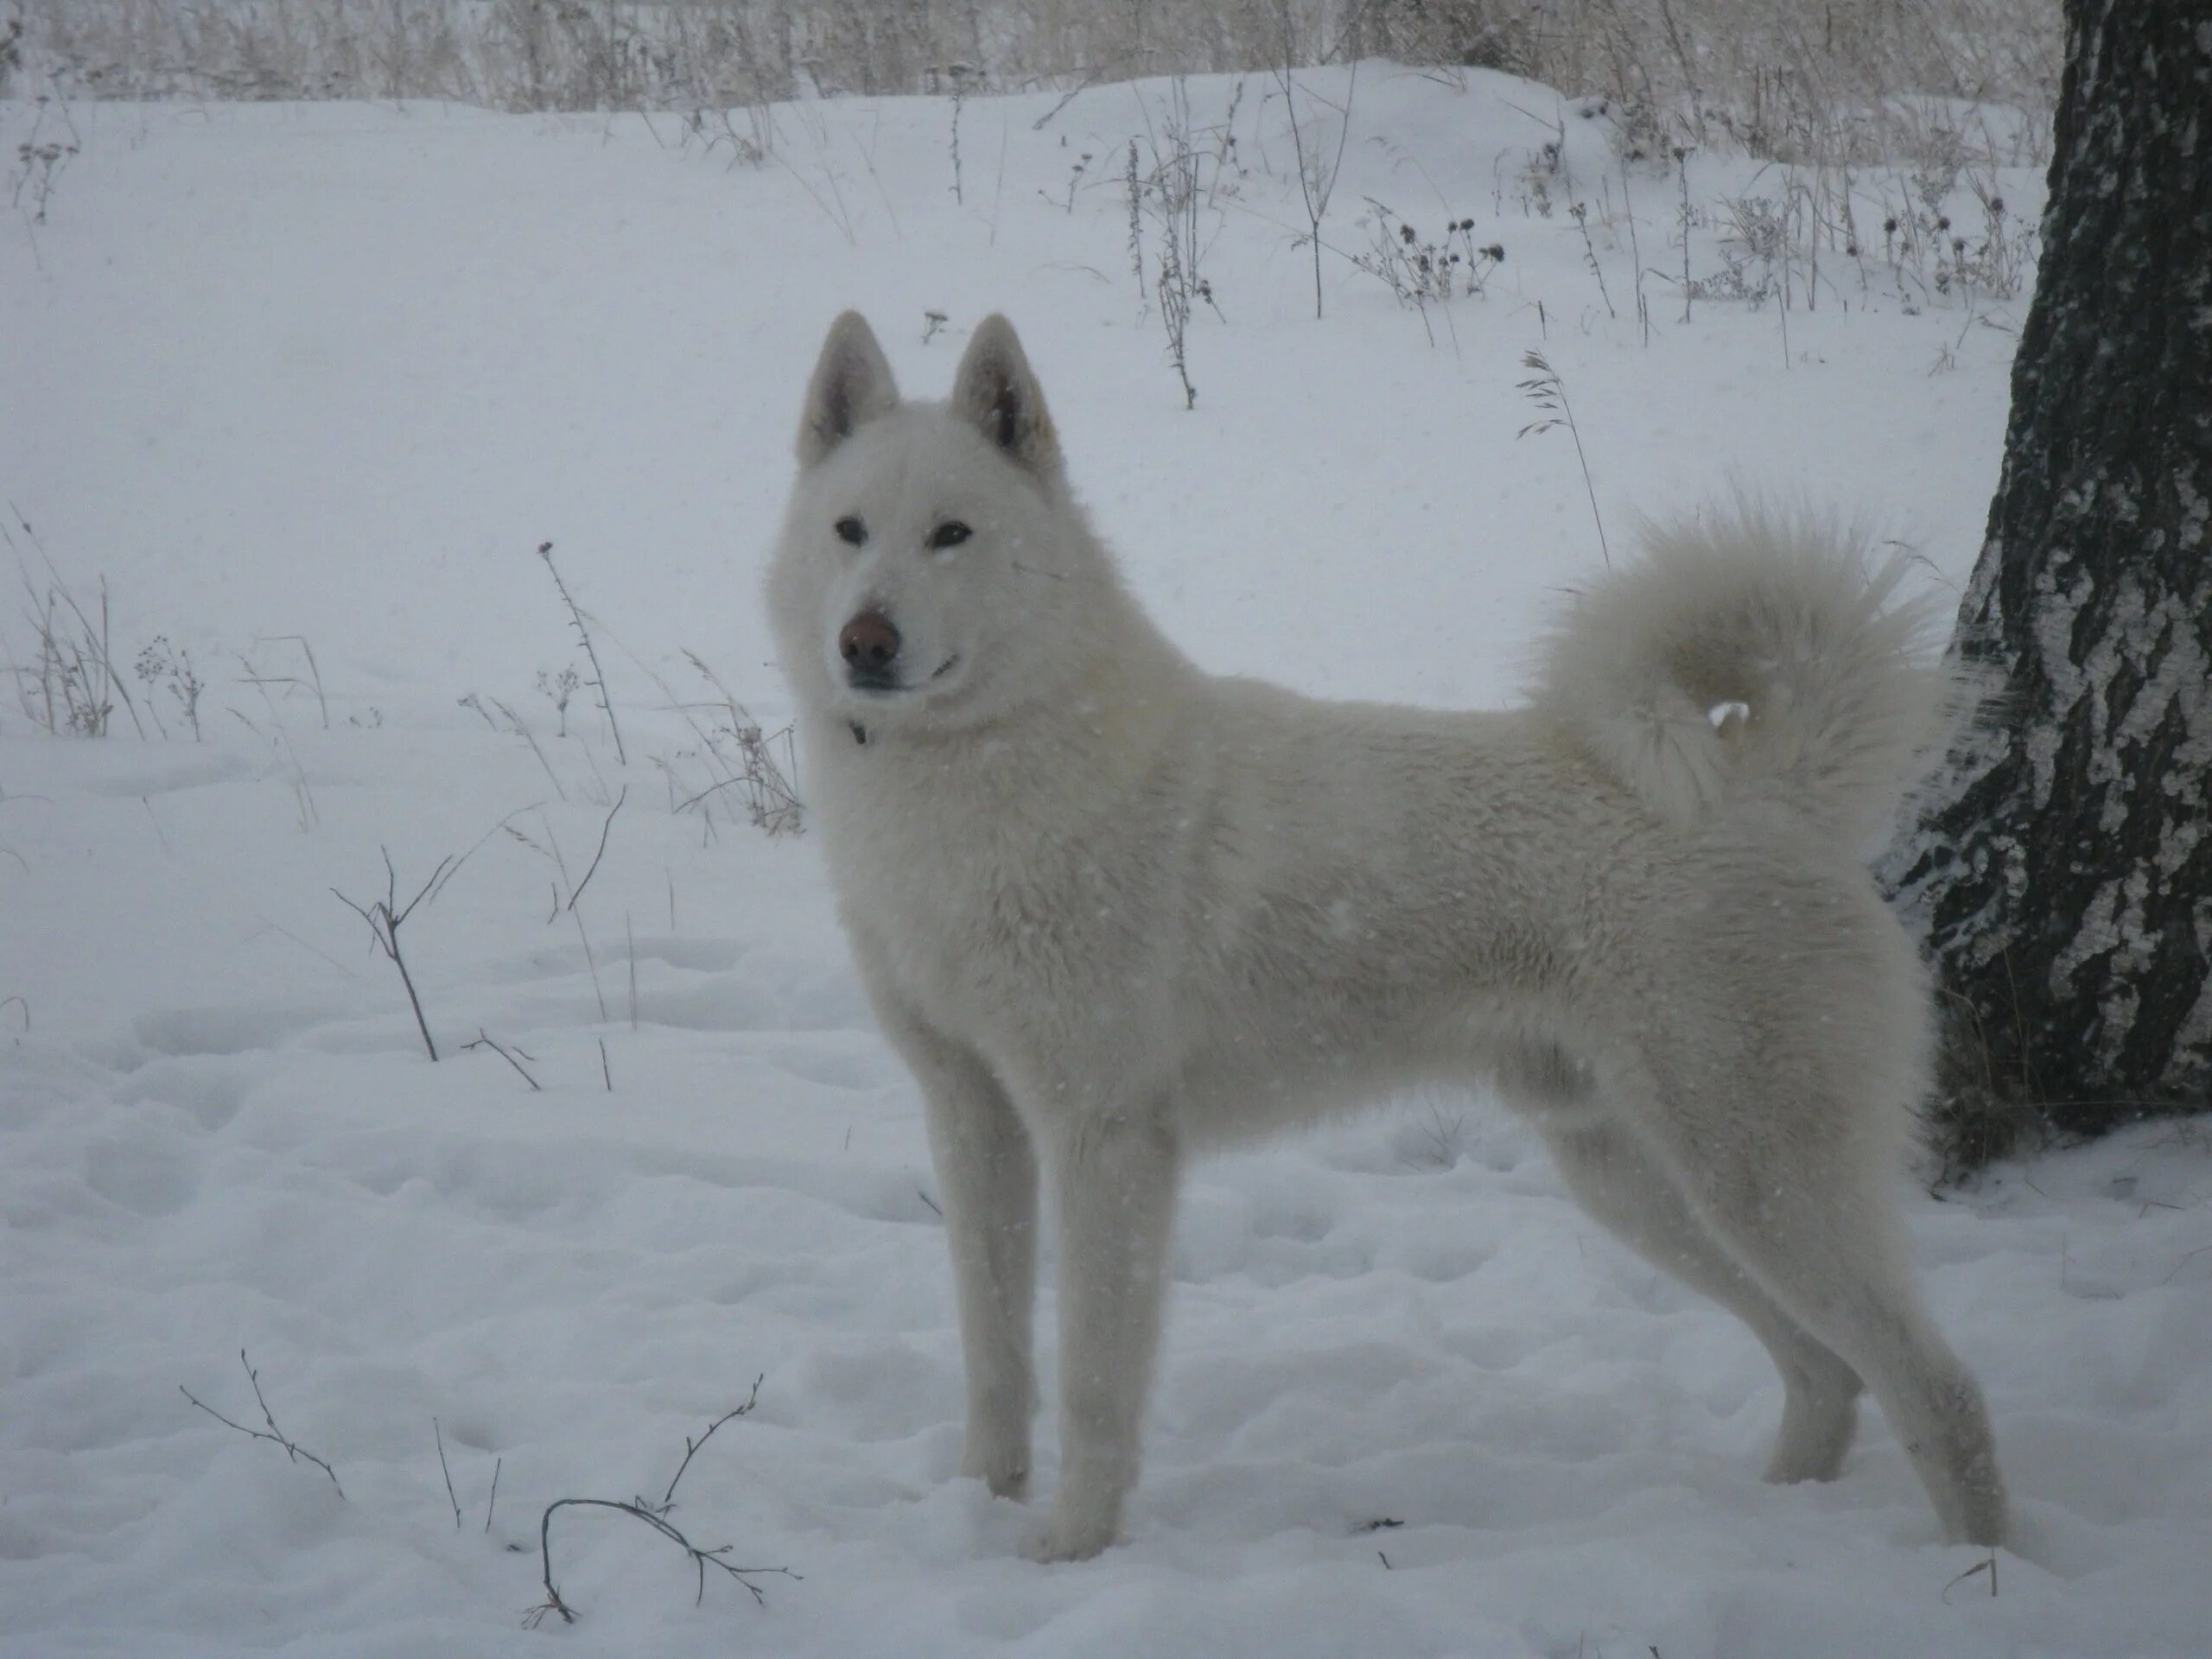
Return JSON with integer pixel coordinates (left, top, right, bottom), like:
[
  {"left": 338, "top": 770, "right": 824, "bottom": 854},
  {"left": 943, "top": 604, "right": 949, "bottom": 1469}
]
[{"left": 820, "top": 760, "right": 1159, "bottom": 1042}]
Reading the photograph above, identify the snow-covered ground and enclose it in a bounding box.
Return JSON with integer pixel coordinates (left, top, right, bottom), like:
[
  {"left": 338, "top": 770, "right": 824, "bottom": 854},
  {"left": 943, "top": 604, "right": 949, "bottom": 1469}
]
[{"left": 3, "top": 68, "right": 2208, "bottom": 1659}]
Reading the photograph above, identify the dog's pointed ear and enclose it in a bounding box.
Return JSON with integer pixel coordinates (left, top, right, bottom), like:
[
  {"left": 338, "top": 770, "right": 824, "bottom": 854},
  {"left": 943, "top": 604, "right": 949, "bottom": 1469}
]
[
  {"left": 950, "top": 315, "right": 1060, "bottom": 477},
  {"left": 798, "top": 311, "right": 899, "bottom": 467}
]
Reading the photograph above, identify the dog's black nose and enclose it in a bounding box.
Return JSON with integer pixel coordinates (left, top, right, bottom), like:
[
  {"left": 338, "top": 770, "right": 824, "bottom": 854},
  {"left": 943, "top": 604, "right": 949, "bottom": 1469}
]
[{"left": 839, "top": 610, "right": 901, "bottom": 682}]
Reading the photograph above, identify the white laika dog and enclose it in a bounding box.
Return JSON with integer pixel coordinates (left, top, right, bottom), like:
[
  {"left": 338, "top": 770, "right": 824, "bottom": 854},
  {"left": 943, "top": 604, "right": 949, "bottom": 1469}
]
[{"left": 766, "top": 311, "right": 2005, "bottom": 1561}]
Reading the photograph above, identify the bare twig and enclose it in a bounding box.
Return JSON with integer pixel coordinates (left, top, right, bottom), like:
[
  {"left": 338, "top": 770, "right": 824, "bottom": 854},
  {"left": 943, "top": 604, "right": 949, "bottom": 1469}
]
[
  {"left": 574, "top": 910, "right": 609, "bottom": 1022},
  {"left": 534, "top": 542, "right": 625, "bottom": 766},
  {"left": 524, "top": 1498, "right": 798, "bottom": 1627},
  {"left": 250, "top": 635, "right": 330, "bottom": 728},
  {"left": 181, "top": 1350, "right": 344, "bottom": 1497},
  {"left": 1031, "top": 62, "right": 1118, "bottom": 130},
  {"left": 435, "top": 1418, "right": 464, "bottom": 1528},
  {"left": 988, "top": 115, "right": 1009, "bottom": 244},
  {"left": 568, "top": 785, "right": 627, "bottom": 912},
  {"left": 652, "top": 1379, "right": 765, "bottom": 1514},
  {"left": 1569, "top": 200, "right": 1618, "bottom": 319},
  {"left": 600, "top": 633, "right": 800, "bottom": 837},
  {"left": 1620, "top": 154, "right": 1650, "bottom": 345},
  {"left": 626, "top": 912, "right": 639, "bottom": 1031},
  {"left": 1942, "top": 1552, "right": 1999, "bottom": 1602},
  {"left": 435, "top": 805, "right": 542, "bottom": 908},
  {"left": 332, "top": 848, "right": 454, "bottom": 1061},
  {"left": 2162, "top": 1243, "right": 2212, "bottom": 1286},
  {"left": 462, "top": 1029, "right": 542, "bottom": 1091},
  {"left": 524, "top": 1382, "right": 790, "bottom": 1627},
  {"left": 486, "top": 1456, "right": 503, "bottom": 1534},
  {"left": 488, "top": 696, "right": 567, "bottom": 802},
  {"left": 678, "top": 651, "right": 802, "bottom": 836},
  {"left": 6, "top": 508, "right": 143, "bottom": 738},
  {"left": 1275, "top": 6, "right": 1356, "bottom": 319}
]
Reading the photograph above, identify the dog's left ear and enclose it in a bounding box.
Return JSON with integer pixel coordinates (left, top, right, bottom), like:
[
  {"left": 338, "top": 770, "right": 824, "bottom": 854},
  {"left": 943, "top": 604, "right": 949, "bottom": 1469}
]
[{"left": 950, "top": 315, "right": 1060, "bottom": 478}]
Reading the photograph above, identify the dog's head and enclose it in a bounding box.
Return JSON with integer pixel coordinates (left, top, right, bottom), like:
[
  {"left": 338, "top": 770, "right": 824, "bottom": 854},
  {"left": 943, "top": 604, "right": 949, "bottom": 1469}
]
[{"left": 766, "top": 312, "right": 1106, "bottom": 737}]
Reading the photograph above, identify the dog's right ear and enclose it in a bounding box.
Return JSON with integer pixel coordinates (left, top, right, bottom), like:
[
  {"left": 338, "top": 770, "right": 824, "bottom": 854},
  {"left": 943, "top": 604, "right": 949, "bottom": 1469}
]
[{"left": 798, "top": 311, "right": 899, "bottom": 467}]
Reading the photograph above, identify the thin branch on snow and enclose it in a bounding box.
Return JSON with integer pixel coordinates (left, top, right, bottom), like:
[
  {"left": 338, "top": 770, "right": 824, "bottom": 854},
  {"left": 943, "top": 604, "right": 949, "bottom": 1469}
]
[
  {"left": 534, "top": 540, "right": 626, "bottom": 767},
  {"left": 523, "top": 1497, "right": 798, "bottom": 1627},
  {"left": 435, "top": 1418, "right": 464, "bottom": 1528},
  {"left": 332, "top": 847, "right": 453, "bottom": 1062},
  {"left": 567, "top": 785, "right": 626, "bottom": 912},
  {"left": 649, "top": 1376, "right": 764, "bottom": 1515},
  {"left": 1942, "top": 1552, "right": 1999, "bottom": 1602},
  {"left": 523, "top": 1380, "right": 790, "bottom": 1627},
  {"left": 461, "top": 1029, "right": 542, "bottom": 1091},
  {"left": 181, "top": 1350, "right": 345, "bottom": 1498}
]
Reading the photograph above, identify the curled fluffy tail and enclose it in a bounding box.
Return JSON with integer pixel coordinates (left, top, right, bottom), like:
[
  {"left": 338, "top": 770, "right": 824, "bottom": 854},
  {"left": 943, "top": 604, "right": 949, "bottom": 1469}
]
[{"left": 1532, "top": 503, "right": 1961, "bottom": 843}]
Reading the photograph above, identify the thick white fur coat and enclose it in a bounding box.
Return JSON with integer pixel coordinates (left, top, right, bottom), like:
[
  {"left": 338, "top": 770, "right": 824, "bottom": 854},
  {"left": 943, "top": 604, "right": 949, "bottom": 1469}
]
[{"left": 766, "top": 313, "right": 2005, "bottom": 1561}]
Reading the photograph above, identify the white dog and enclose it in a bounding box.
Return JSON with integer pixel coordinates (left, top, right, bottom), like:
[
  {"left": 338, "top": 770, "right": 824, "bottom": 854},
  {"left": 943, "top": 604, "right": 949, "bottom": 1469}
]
[{"left": 766, "top": 311, "right": 2006, "bottom": 1560}]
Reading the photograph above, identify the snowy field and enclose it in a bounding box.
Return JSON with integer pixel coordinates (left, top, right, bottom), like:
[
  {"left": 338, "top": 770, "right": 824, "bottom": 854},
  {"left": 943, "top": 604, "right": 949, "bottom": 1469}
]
[{"left": 4, "top": 67, "right": 2209, "bottom": 1658}]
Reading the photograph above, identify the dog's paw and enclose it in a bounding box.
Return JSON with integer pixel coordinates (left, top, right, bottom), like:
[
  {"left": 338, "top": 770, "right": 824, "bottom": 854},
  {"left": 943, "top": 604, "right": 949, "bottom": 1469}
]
[
  {"left": 1020, "top": 1498, "right": 1120, "bottom": 1563},
  {"left": 959, "top": 1443, "right": 1030, "bottom": 1502},
  {"left": 958, "top": 1412, "right": 1032, "bottom": 1501}
]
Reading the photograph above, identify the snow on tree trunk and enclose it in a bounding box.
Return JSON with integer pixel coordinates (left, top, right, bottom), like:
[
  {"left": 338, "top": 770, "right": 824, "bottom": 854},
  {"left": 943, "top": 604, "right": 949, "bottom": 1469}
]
[{"left": 1882, "top": 0, "right": 2212, "bottom": 1171}]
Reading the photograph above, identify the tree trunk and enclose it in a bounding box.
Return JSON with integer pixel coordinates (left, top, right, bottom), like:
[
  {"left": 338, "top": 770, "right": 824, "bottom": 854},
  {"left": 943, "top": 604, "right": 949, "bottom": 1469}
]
[{"left": 1882, "top": 0, "right": 2212, "bottom": 1172}]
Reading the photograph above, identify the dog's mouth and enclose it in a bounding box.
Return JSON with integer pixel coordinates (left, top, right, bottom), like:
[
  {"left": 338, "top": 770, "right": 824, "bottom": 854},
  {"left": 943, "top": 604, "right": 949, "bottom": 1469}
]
[{"left": 846, "top": 653, "right": 962, "bottom": 697}]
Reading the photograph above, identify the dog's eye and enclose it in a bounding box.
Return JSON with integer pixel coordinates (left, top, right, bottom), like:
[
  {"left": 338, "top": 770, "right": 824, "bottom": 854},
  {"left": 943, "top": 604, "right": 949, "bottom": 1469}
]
[
  {"left": 929, "top": 520, "right": 973, "bottom": 550},
  {"left": 834, "top": 516, "right": 868, "bottom": 545}
]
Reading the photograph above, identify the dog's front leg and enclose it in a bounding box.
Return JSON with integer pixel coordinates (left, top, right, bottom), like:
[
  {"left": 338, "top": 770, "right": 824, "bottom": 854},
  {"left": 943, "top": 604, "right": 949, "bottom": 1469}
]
[
  {"left": 874, "top": 1000, "right": 1039, "bottom": 1500},
  {"left": 1028, "top": 1102, "right": 1180, "bottom": 1562}
]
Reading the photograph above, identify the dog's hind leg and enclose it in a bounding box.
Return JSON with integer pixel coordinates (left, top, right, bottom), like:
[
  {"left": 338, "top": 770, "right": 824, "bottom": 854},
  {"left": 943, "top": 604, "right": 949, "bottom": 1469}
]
[
  {"left": 875, "top": 999, "right": 1039, "bottom": 1501},
  {"left": 1542, "top": 1117, "right": 1863, "bottom": 1484},
  {"left": 1642, "top": 1100, "right": 2007, "bottom": 1545},
  {"left": 1028, "top": 1101, "right": 1180, "bottom": 1561}
]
